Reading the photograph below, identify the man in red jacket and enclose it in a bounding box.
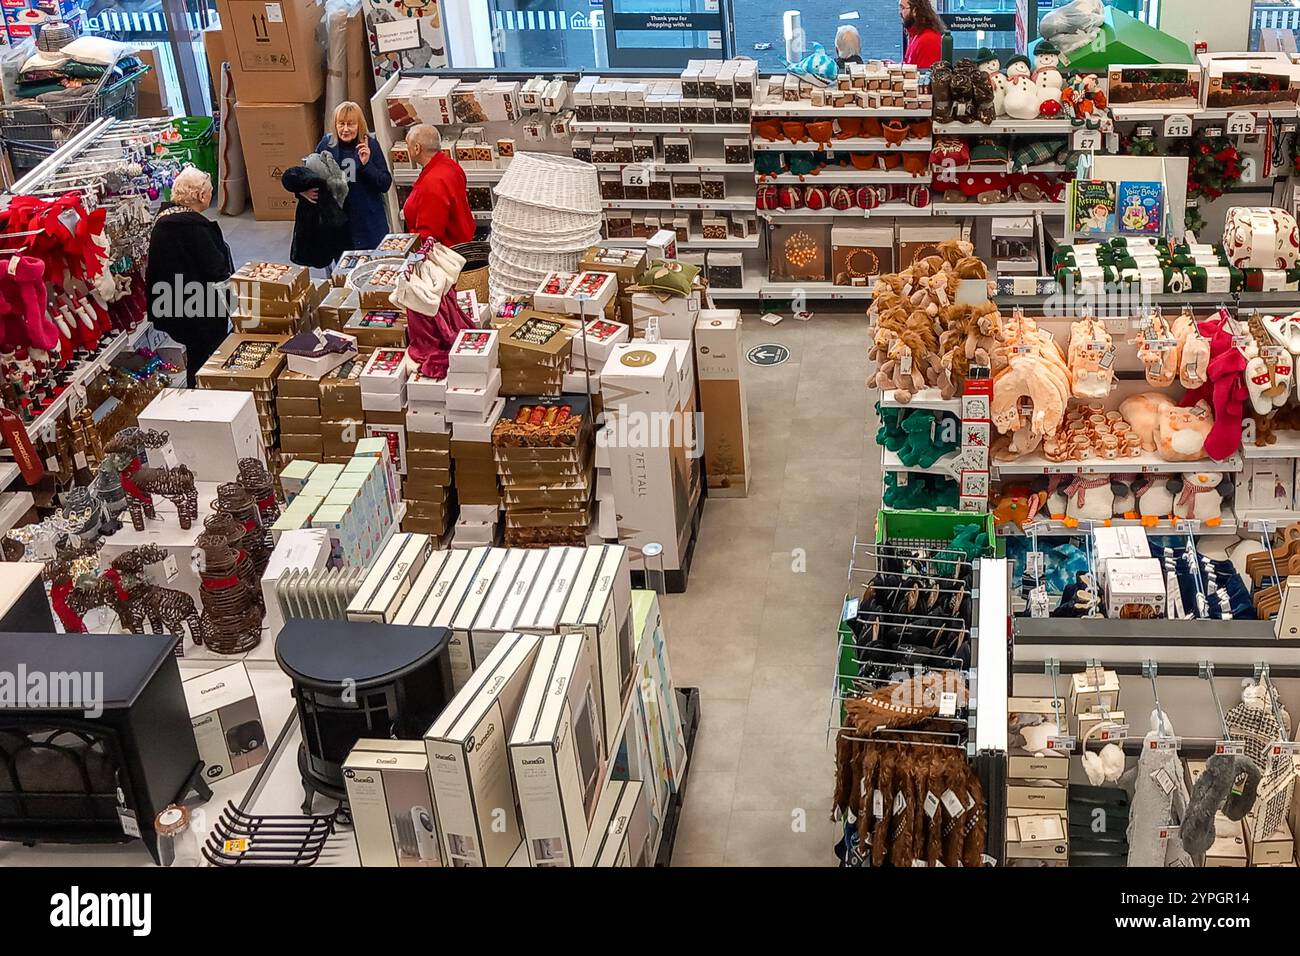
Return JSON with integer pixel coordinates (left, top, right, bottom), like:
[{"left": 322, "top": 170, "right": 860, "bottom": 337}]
[
  {"left": 899, "top": 0, "right": 945, "bottom": 69},
  {"left": 402, "top": 125, "right": 476, "bottom": 246}
]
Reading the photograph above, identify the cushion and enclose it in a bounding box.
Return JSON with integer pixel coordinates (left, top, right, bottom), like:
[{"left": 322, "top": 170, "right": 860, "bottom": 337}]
[{"left": 638, "top": 259, "right": 700, "bottom": 298}]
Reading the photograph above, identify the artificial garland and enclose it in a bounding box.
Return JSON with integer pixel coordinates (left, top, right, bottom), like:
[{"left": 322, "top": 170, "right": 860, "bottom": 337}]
[
  {"left": 1178, "top": 129, "right": 1243, "bottom": 201},
  {"left": 1122, "top": 133, "right": 1159, "bottom": 158},
  {"left": 1184, "top": 206, "right": 1207, "bottom": 237}
]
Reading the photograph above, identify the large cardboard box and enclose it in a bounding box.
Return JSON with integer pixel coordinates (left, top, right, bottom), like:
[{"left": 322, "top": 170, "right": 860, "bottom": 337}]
[
  {"left": 138, "top": 389, "right": 264, "bottom": 482},
  {"left": 695, "top": 310, "right": 749, "bottom": 498},
  {"left": 202, "top": 27, "right": 228, "bottom": 102},
  {"left": 343, "top": 740, "right": 443, "bottom": 866},
  {"left": 215, "top": 0, "right": 324, "bottom": 103},
  {"left": 235, "top": 99, "right": 323, "bottom": 221},
  {"left": 135, "top": 46, "right": 171, "bottom": 118},
  {"left": 600, "top": 343, "right": 693, "bottom": 572}
]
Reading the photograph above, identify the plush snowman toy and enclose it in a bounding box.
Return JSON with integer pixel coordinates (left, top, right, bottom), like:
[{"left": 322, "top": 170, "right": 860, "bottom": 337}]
[
  {"left": 1032, "top": 40, "right": 1065, "bottom": 105},
  {"left": 976, "top": 47, "right": 1007, "bottom": 116},
  {"left": 1002, "top": 54, "right": 1040, "bottom": 120}
]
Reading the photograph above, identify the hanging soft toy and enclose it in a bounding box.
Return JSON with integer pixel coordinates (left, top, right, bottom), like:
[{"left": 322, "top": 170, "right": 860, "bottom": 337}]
[{"left": 0, "top": 255, "right": 59, "bottom": 353}]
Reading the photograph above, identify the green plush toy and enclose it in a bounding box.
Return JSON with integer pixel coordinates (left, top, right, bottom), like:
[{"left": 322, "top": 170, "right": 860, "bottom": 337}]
[
  {"left": 876, "top": 408, "right": 908, "bottom": 453},
  {"left": 883, "top": 472, "right": 959, "bottom": 510},
  {"left": 900, "top": 410, "right": 957, "bottom": 468},
  {"left": 949, "top": 523, "right": 991, "bottom": 561}
]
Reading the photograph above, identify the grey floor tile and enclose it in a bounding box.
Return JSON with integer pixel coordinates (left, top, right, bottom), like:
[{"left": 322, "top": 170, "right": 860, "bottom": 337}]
[
  {"left": 784, "top": 416, "right": 868, "bottom": 462},
  {"left": 672, "top": 852, "right": 725, "bottom": 867},
  {"left": 731, "top": 733, "right": 836, "bottom": 813},
  {"left": 723, "top": 810, "right": 841, "bottom": 867},
  {"left": 677, "top": 771, "right": 736, "bottom": 854},
  {"left": 684, "top": 698, "right": 748, "bottom": 773},
  {"left": 755, "top": 602, "right": 843, "bottom": 670},
  {"left": 745, "top": 664, "right": 835, "bottom": 736},
  {"left": 665, "top": 632, "right": 757, "bottom": 701},
  {"left": 765, "top": 548, "right": 856, "bottom": 607}
]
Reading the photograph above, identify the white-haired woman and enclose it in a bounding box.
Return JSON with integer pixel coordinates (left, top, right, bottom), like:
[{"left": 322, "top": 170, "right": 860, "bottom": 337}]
[
  {"left": 145, "top": 167, "right": 233, "bottom": 385},
  {"left": 836, "top": 25, "right": 862, "bottom": 67}
]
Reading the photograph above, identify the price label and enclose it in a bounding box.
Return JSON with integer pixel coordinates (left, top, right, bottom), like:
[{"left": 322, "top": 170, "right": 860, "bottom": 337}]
[
  {"left": 1205, "top": 126, "right": 1223, "bottom": 138},
  {"left": 1156, "top": 824, "right": 1180, "bottom": 841},
  {"left": 118, "top": 809, "right": 141, "bottom": 839},
  {"left": 1025, "top": 551, "right": 1045, "bottom": 578},
  {"left": 73, "top": 451, "right": 88, "bottom": 470},
  {"left": 1215, "top": 739, "right": 1246, "bottom": 756},
  {"left": 1226, "top": 111, "right": 1256, "bottom": 135},
  {"left": 941, "top": 789, "right": 966, "bottom": 816},
  {"left": 1232, "top": 334, "right": 1253, "bottom": 349},
  {"left": 68, "top": 385, "right": 87, "bottom": 417},
  {"left": 161, "top": 442, "right": 180, "bottom": 469},
  {"left": 621, "top": 164, "right": 654, "bottom": 188},
  {"left": 1270, "top": 740, "right": 1300, "bottom": 756},
  {"left": 1028, "top": 585, "right": 1050, "bottom": 618},
  {"left": 1246, "top": 519, "right": 1278, "bottom": 534},
  {"left": 1135, "top": 125, "right": 1154, "bottom": 138},
  {"left": 939, "top": 691, "right": 958, "bottom": 717},
  {"left": 163, "top": 554, "right": 179, "bottom": 582},
  {"left": 1150, "top": 736, "right": 1181, "bottom": 752},
  {"left": 224, "top": 838, "right": 250, "bottom": 854},
  {"left": 924, "top": 791, "right": 940, "bottom": 818},
  {"left": 1099, "top": 724, "right": 1130, "bottom": 742},
  {"left": 1072, "top": 128, "right": 1102, "bottom": 152},
  {"left": 1163, "top": 113, "right": 1193, "bottom": 137},
  {"left": 1046, "top": 735, "right": 1077, "bottom": 752},
  {"left": 873, "top": 789, "right": 884, "bottom": 817},
  {"left": 1176, "top": 519, "right": 1201, "bottom": 533},
  {"left": 1103, "top": 316, "right": 1129, "bottom": 333},
  {"left": 1284, "top": 123, "right": 1298, "bottom": 135}
]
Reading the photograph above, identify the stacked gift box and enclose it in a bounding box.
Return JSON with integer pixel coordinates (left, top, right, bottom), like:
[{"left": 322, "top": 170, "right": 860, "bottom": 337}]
[
  {"left": 318, "top": 287, "right": 360, "bottom": 332},
  {"left": 498, "top": 309, "right": 574, "bottom": 396},
  {"left": 493, "top": 395, "right": 595, "bottom": 548},
  {"left": 274, "top": 331, "right": 360, "bottom": 468},
  {"left": 442, "top": 329, "right": 500, "bottom": 544},
  {"left": 318, "top": 359, "right": 366, "bottom": 464},
  {"left": 195, "top": 333, "right": 287, "bottom": 465},
  {"left": 228, "top": 261, "right": 316, "bottom": 336},
  {"left": 580, "top": 245, "right": 645, "bottom": 326},
  {"left": 1005, "top": 697, "right": 1070, "bottom": 866}
]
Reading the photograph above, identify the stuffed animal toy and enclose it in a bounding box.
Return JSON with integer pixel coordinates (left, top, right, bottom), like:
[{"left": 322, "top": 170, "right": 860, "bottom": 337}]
[
  {"left": 932, "top": 61, "right": 954, "bottom": 123},
  {"left": 1003, "top": 56, "right": 1039, "bottom": 119},
  {"left": 971, "top": 69, "right": 996, "bottom": 125},
  {"left": 1118, "top": 391, "right": 1169, "bottom": 451},
  {"left": 1155, "top": 400, "right": 1214, "bottom": 462},
  {"left": 781, "top": 121, "right": 809, "bottom": 143},
  {"left": 1133, "top": 475, "right": 1177, "bottom": 526},
  {"left": 898, "top": 409, "right": 959, "bottom": 466},
  {"left": 1111, "top": 475, "right": 1138, "bottom": 519},
  {"left": 947, "top": 61, "right": 977, "bottom": 124},
  {"left": 807, "top": 121, "right": 835, "bottom": 148},
  {"left": 909, "top": 120, "right": 931, "bottom": 140},
  {"left": 948, "top": 523, "right": 990, "bottom": 563},
  {"left": 907, "top": 185, "right": 932, "bottom": 208},
  {"left": 753, "top": 120, "right": 784, "bottom": 142},
  {"left": 875, "top": 335, "right": 927, "bottom": 402},
  {"left": 1031, "top": 40, "right": 1064, "bottom": 104},
  {"left": 788, "top": 153, "right": 820, "bottom": 178},
  {"left": 1067, "top": 317, "right": 1114, "bottom": 399},
  {"left": 992, "top": 485, "right": 1045, "bottom": 532},
  {"left": 1171, "top": 472, "right": 1233, "bottom": 526},
  {"left": 836, "top": 117, "right": 864, "bottom": 140},
  {"left": 884, "top": 472, "right": 958, "bottom": 510},
  {"left": 1061, "top": 474, "right": 1129, "bottom": 527},
  {"left": 975, "top": 48, "right": 1006, "bottom": 116},
  {"left": 903, "top": 153, "right": 929, "bottom": 177},
  {"left": 754, "top": 152, "right": 784, "bottom": 180}
]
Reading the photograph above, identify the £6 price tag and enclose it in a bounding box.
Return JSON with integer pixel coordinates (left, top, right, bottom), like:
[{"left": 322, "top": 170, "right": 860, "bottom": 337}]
[
  {"left": 1226, "top": 111, "right": 1256, "bottom": 135},
  {"left": 1163, "top": 113, "right": 1192, "bottom": 137},
  {"left": 621, "top": 164, "right": 653, "bottom": 188}
]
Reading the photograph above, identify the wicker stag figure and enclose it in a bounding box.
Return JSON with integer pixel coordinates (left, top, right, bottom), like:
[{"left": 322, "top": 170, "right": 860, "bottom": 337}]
[
  {"left": 131, "top": 464, "right": 199, "bottom": 530},
  {"left": 202, "top": 510, "right": 263, "bottom": 609},
  {"left": 109, "top": 544, "right": 204, "bottom": 647},
  {"left": 214, "top": 481, "right": 271, "bottom": 578},
  {"left": 43, "top": 537, "right": 107, "bottom": 633},
  {"left": 105, "top": 427, "right": 171, "bottom": 530},
  {"left": 237, "top": 458, "right": 279, "bottom": 554}
]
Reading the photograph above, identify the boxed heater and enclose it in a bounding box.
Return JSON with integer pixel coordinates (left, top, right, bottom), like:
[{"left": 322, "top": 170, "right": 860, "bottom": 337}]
[
  {"left": 345, "top": 532, "right": 434, "bottom": 623},
  {"left": 344, "top": 739, "right": 444, "bottom": 867},
  {"left": 182, "top": 663, "right": 268, "bottom": 782}
]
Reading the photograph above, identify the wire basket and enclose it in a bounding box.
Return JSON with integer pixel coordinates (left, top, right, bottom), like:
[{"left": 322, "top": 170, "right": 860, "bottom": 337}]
[
  {"left": 493, "top": 151, "right": 601, "bottom": 215},
  {"left": 0, "top": 65, "right": 148, "bottom": 174}
]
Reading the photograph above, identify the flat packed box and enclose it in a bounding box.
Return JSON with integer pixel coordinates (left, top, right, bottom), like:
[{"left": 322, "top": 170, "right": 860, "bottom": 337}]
[
  {"left": 467, "top": 549, "right": 528, "bottom": 665},
  {"left": 578, "top": 779, "right": 651, "bottom": 867},
  {"left": 182, "top": 662, "right": 267, "bottom": 783},
  {"left": 234, "top": 101, "right": 324, "bottom": 221},
  {"left": 558, "top": 544, "right": 632, "bottom": 747},
  {"left": 1006, "top": 784, "right": 1067, "bottom": 811},
  {"left": 425, "top": 632, "right": 542, "bottom": 867},
  {"left": 138, "top": 389, "right": 264, "bottom": 482},
  {"left": 1197, "top": 52, "right": 1300, "bottom": 109},
  {"left": 1245, "top": 818, "right": 1294, "bottom": 865},
  {"left": 695, "top": 310, "right": 749, "bottom": 497},
  {"left": 344, "top": 739, "right": 443, "bottom": 867},
  {"left": 216, "top": 0, "right": 324, "bottom": 103},
  {"left": 510, "top": 633, "right": 606, "bottom": 866},
  {"left": 448, "top": 547, "right": 508, "bottom": 675},
  {"left": 1104, "top": 557, "right": 1164, "bottom": 618},
  {"left": 346, "top": 532, "right": 433, "bottom": 623}
]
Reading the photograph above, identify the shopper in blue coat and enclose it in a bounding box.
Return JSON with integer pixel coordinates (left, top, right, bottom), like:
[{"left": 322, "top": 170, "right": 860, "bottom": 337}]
[{"left": 305, "top": 101, "right": 393, "bottom": 251}]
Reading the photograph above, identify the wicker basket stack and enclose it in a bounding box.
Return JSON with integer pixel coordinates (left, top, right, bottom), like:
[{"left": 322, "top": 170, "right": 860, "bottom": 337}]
[{"left": 489, "top": 152, "right": 603, "bottom": 300}]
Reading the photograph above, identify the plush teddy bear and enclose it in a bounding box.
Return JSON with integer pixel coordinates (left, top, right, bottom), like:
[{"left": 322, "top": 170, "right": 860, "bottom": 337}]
[
  {"left": 900, "top": 409, "right": 959, "bottom": 467},
  {"left": 1112, "top": 474, "right": 1138, "bottom": 520},
  {"left": 1155, "top": 400, "right": 1214, "bottom": 462},
  {"left": 1171, "top": 472, "right": 1233, "bottom": 526}
]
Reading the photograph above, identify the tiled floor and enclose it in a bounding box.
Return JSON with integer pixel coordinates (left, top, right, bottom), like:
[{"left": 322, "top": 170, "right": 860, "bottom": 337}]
[{"left": 219, "top": 213, "right": 879, "bottom": 867}]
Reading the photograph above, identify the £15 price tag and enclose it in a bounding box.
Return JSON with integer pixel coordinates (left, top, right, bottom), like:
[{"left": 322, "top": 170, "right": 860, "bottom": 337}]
[
  {"left": 1163, "top": 113, "right": 1192, "bottom": 137},
  {"left": 1226, "top": 111, "right": 1256, "bottom": 135}
]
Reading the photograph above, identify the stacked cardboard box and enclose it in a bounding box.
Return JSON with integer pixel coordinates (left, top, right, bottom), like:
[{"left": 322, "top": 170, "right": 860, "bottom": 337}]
[
  {"left": 695, "top": 310, "right": 750, "bottom": 498},
  {"left": 1005, "top": 698, "right": 1070, "bottom": 866},
  {"left": 493, "top": 395, "right": 595, "bottom": 548},
  {"left": 319, "top": 360, "right": 366, "bottom": 464},
  {"left": 196, "top": 333, "right": 287, "bottom": 461},
  {"left": 277, "top": 370, "right": 325, "bottom": 463},
  {"left": 498, "top": 310, "right": 573, "bottom": 396},
  {"left": 405, "top": 430, "right": 454, "bottom": 539},
  {"left": 318, "top": 287, "right": 360, "bottom": 332},
  {"left": 228, "top": 261, "right": 315, "bottom": 336}
]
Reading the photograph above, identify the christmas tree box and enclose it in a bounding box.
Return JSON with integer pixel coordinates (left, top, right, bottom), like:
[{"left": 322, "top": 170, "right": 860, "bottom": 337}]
[
  {"left": 694, "top": 311, "right": 749, "bottom": 498},
  {"left": 768, "top": 222, "right": 830, "bottom": 283}
]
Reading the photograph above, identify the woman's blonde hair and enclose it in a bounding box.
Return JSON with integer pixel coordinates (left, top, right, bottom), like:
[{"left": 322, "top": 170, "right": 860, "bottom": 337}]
[
  {"left": 170, "top": 166, "right": 212, "bottom": 207},
  {"left": 330, "top": 101, "right": 370, "bottom": 145}
]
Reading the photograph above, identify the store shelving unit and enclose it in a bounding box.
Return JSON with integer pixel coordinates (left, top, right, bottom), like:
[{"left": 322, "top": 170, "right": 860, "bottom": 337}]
[
  {"left": 570, "top": 122, "right": 751, "bottom": 134},
  {"left": 752, "top": 104, "right": 931, "bottom": 118},
  {"left": 877, "top": 388, "right": 962, "bottom": 411},
  {"left": 934, "top": 118, "right": 1075, "bottom": 134},
  {"left": 764, "top": 170, "right": 923, "bottom": 184},
  {"left": 1243, "top": 432, "right": 1300, "bottom": 459},
  {"left": 602, "top": 198, "right": 753, "bottom": 211},
  {"left": 932, "top": 201, "right": 1067, "bottom": 217},
  {"left": 1010, "top": 514, "right": 1240, "bottom": 536},
  {"left": 753, "top": 137, "right": 932, "bottom": 152},
  {"left": 602, "top": 236, "right": 760, "bottom": 250},
  {"left": 760, "top": 204, "right": 932, "bottom": 219},
  {"left": 594, "top": 161, "right": 752, "bottom": 174}
]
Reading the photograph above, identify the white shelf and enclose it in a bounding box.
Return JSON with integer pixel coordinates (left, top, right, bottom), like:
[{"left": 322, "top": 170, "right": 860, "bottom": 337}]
[
  {"left": 593, "top": 161, "right": 753, "bottom": 173},
  {"left": 763, "top": 170, "right": 927, "bottom": 183},
  {"left": 760, "top": 203, "right": 932, "bottom": 219},
  {"left": 602, "top": 197, "right": 753, "bottom": 211},
  {"left": 944, "top": 162, "right": 1070, "bottom": 175},
  {"left": 600, "top": 235, "right": 760, "bottom": 250},
  {"left": 464, "top": 168, "right": 505, "bottom": 182},
  {"left": 1236, "top": 509, "right": 1300, "bottom": 529},
  {"left": 473, "top": 210, "right": 493, "bottom": 219},
  {"left": 932, "top": 201, "right": 1066, "bottom": 217},
  {"left": 570, "top": 122, "right": 750, "bottom": 134},
  {"left": 877, "top": 388, "right": 961, "bottom": 412},
  {"left": 883, "top": 447, "right": 962, "bottom": 476},
  {"left": 760, "top": 281, "right": 877, "bottom": 300},
  {"left": 993, "top": 451, "right": 1243, "bottom": 476},
  {"left": 1243, "top": 433, "right": 1300, "bottom": 458},
  {"left": 752, "top": 104, "right": 931, "bottom": 118},
  {"left": 935, "top": 119, "right": 1075, "bottom": 134},
  {"left": 753, "top": 137, "right": 931, "bottom": 152},
  {"left": 1112, "top": 104, "right": 1299, "bottom": 121},
  {"left": 0, "top": 491, "right": 34, "bottom": 537},
  {"left": 1008, "top": 513, "right": 1239, "bottom": 536},
  {"left": 0, "top": 462, "right": 19, "bottom": 490}
]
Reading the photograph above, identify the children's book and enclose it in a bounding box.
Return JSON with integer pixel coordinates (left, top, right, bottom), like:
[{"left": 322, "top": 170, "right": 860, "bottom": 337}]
[
  {"left": 1117, "top": 180, "right": 1164, "bottom": 236},
  {"left": 1070, "top": 179, "right": 1117, "bottom": 236}
]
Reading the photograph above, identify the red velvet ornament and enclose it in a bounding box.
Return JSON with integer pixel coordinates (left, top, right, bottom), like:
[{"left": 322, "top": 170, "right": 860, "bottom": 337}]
[
  {"left": 778, "top": 185, "right": 804, "bottom": 210},
  {"left": 1038, "top": 98, "right": 1062, "bottom": 117},
  {"left": 907, "top": 185, "right": 932, "bottom": 208},
  {"left": 855, "top": 186, "right": 880, "bottom": 209},
  {"left": 803, "top": 186, "right": 829, "bottom": 210},
  {"left": 829, "top": 186, "right": 855, "bottom": 210},
  {"left": 756, "top": 185, "right": 778, "bottom": 210}
]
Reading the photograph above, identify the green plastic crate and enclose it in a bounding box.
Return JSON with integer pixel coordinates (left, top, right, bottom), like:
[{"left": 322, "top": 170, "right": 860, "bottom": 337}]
[
  {"left": 874, "top": 508, "right": 1003, "bottom": 557},
  {"left": 162, "top": 116, "right": 216, "bottom": 182}
]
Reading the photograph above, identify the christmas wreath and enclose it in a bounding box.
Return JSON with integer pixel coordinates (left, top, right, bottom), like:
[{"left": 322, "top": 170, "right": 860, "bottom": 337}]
[{"left": 1176, "top": 129, "right": 1242, "bottom": 201}]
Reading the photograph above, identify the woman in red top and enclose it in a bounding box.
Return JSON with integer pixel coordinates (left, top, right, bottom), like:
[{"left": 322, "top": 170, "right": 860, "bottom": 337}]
[{"left": 900, "top": 0, "right": 945, "bottom": 69}]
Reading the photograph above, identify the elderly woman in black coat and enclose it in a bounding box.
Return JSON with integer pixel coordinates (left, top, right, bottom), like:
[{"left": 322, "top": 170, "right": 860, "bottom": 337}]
[{"left": 145, "top": 167, "right": 234, "bottom": 386}]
